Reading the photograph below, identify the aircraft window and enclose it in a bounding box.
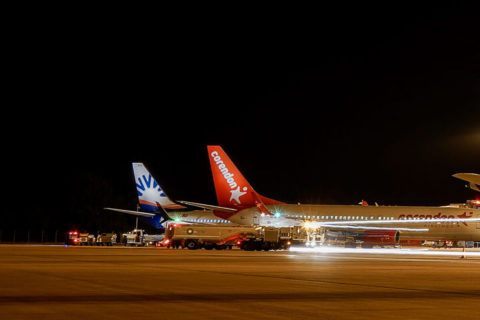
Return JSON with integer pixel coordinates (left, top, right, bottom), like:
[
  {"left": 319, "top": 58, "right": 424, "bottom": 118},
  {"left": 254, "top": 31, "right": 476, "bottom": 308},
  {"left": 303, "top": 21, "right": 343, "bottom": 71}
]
[
  {"left": 330, "top": 216, "right": 334, "bottom": 219},
  {"left": 347, "top": 216, "right": 351, "bottom": 220},
  {"left": 321, "top": 216, "right": 324, "bottom": 219}
]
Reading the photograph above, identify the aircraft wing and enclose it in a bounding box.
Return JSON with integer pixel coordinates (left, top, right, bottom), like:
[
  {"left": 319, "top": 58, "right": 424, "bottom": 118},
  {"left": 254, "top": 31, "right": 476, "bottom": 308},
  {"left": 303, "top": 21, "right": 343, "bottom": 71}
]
[
  {"left": 104, "top": 208, "right": 156, "bottom": 218},
  {"left": 453, "top": 173, "right": 480, "bottom": 192},
  {"left": 177, "top": 201, "right": 238, "bottom": 213}
]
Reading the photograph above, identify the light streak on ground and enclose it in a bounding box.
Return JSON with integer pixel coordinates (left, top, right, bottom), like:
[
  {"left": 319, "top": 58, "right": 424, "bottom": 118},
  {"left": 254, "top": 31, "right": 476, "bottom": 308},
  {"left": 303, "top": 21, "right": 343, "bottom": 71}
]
[
  {"left": 289, "top": 246, "right": 480, "bottom": 257},
  {"left": 319, "top": 225, "right": 429, "bottom": 231},
  {"left": 314, "top": 217, "right": 480, "bottom": 226}
]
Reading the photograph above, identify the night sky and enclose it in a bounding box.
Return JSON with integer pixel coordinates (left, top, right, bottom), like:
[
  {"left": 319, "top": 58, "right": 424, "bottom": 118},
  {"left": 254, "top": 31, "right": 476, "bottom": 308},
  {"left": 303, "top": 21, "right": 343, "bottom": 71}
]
[{"left": 3, "top": 4, "right": 479, "bottom": 235}]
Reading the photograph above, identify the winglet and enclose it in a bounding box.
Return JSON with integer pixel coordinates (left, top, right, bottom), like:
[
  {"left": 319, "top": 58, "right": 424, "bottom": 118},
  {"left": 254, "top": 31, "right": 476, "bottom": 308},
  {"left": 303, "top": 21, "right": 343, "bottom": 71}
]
[{"left": 453, "top": 173, "right": 480, "bottom": 192}]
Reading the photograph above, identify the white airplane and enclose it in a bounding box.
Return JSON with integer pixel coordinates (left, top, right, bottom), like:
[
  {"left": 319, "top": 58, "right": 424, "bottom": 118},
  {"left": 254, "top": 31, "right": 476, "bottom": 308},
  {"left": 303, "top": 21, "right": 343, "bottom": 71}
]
[
  {"left": 453, "top": 173, "right": 480, "bottom": 192},
  {"left": 105, "top": 163, "right": 232, "bottom": 229},
  {"left": 180, "top": 146, "right": 480, "bottom": 243}
]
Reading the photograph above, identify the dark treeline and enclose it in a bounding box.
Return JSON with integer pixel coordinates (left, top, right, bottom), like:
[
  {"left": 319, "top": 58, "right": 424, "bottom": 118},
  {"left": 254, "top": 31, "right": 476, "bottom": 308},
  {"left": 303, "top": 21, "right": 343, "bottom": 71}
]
[{"left": 2, "top": 169, "right": 158, "bottom": 237}]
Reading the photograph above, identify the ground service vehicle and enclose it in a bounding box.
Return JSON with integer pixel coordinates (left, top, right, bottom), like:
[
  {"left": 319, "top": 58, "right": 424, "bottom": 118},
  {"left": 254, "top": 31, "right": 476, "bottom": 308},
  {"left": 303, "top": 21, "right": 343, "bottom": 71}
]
[
  {"left": 122, "top": 229, "right": 163, "bottom": 247},
  {"left": 67, "top": 231, "right": 95, "bottom": 245},
  {"left": 79, "top": 233, "right": 96, "bottom": 246},
  {"left": 239, "top": 227, "right": 296, "bottom": 251},
  {"left": 164, "top": 224, "right": 259, "bottom": 250},
  {"left": 164, "top": 225, "right": 297, "bottom": 250},
  {"left": 67, "top": 231, "right": 80, "bottom": 245},
  {"left": 96, "top": 233, "right": 117, "bottom": 246}
]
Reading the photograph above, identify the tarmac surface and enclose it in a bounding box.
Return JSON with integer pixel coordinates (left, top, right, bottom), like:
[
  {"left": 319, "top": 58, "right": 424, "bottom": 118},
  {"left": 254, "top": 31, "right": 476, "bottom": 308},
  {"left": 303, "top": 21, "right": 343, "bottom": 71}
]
[{"left": 1, "top": 245, "right": 480, "bottom": 320}]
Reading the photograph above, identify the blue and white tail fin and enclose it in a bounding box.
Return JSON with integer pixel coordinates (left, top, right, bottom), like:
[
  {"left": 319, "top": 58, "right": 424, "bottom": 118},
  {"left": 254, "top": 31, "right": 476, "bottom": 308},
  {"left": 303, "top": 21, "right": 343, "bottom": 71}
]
[{"left": 133, "top": 163, "right": 186, "bottom": 212}]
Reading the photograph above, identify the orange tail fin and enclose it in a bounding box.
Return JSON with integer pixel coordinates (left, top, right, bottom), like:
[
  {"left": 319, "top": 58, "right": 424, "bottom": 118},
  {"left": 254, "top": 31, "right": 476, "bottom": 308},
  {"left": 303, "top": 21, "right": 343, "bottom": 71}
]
[{"left": 207, "top": 146, "right": 284, "bottom": 211}]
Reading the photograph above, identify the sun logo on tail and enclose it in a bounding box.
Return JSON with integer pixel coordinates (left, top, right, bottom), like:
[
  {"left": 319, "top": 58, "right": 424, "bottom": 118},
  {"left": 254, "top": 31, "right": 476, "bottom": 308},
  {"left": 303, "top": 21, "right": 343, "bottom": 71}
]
[{"left": 136, "top": 174, "right": 166, "bottom": 197}]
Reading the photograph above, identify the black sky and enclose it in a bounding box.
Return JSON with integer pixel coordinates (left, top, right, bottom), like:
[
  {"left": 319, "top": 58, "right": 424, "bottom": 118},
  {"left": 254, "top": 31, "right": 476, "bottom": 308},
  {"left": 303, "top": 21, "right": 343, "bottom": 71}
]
[{"left": 2, "top": 3, "right": 479, "bottom": 233}]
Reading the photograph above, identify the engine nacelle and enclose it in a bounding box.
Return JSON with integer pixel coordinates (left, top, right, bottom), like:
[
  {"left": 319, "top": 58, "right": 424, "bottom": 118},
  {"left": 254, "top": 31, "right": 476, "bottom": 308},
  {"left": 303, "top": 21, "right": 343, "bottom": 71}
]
[{"left": 362, "top": 230, "right": 399, "bottom": 245}]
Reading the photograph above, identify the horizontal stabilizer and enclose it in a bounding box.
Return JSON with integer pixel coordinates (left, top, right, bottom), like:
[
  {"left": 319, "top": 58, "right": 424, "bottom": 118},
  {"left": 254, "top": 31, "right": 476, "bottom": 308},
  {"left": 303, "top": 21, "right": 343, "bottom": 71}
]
[
  {"left": 177, "top": 201, "right": 238, "bottom": 213},
  {"left": 104, "top": 208, "right": 156, "bottom": 218}
]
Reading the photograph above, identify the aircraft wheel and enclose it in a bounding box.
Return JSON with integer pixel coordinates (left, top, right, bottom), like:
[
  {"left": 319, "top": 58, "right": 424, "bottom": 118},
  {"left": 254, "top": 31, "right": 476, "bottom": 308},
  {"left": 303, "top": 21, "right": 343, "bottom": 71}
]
[{"left": 186, "top": 240, "right": 198, "bottom": 250}]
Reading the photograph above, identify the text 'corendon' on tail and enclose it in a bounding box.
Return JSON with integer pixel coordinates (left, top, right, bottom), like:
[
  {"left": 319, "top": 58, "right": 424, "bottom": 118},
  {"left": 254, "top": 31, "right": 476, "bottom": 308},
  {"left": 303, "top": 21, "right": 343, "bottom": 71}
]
[{"left": 207, "top": 146, "right": 284, "bottom": 211}]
